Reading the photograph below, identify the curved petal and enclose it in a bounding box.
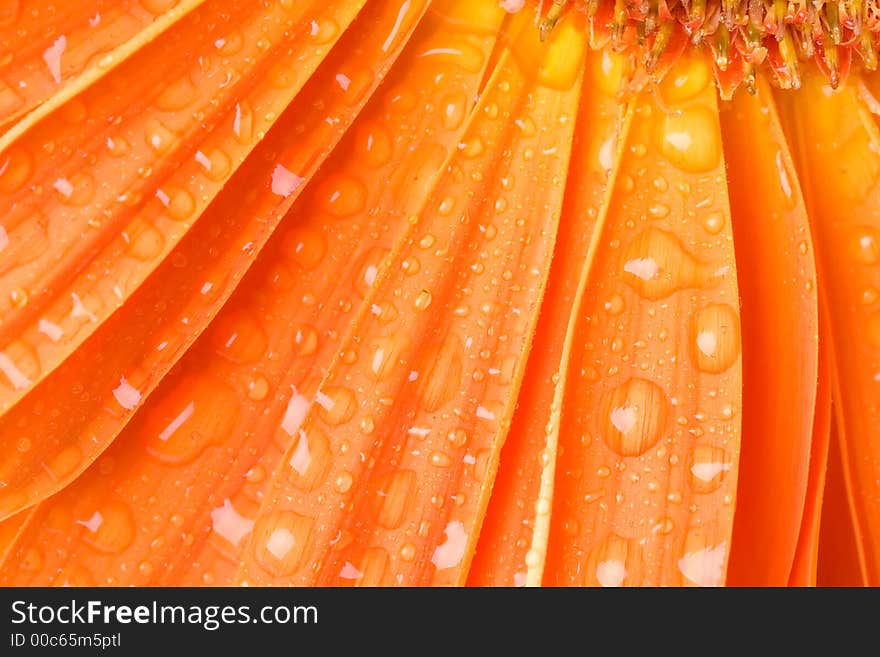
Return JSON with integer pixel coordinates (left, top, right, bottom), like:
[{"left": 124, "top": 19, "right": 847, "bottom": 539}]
[
  {"left": 0, "top": 0, "right": 503, "bottom": 586},
  {"left": 720, "top": 78, "right": 819, "bottom": 586},
  {"left": 0, "top": 0, "right": 207, "bottom": 131},
  {"left": 545, "top": 53, "right": 743, "bottom": 587},
  {"left": 0, "top": 0, "right": 379, "bottom": 519},
  {"left": 469, "top": 49, "right": 631, "bottom": 587},
  {"left": 780, "top": 72, "right": 880, "bottom": 584},
  {"left": 234, "top": 9, "right": 587, "bottom": 587}
]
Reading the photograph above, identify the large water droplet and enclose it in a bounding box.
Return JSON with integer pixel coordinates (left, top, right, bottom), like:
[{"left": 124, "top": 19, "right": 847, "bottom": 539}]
[
  {"left": 315, "top": 173, "right": 367, "bottom": 218},
  {"left": 144, "top": 375, "right": 239, "bottom": 464},
  {"left": 689, "top": 444, "right": 731, "bottom": 493},
  {"left": 252, "top": 511, "right": 314, "bottom": 577},
  {"left": 583, "top": 535, "right": 642, "bottom": 587},
  {"left": 599, "top": 378, "right": 670, "bottom": 457},
  {"left": 77, "top": 501, "right": 135, "bottom": 554},
  {"left": 286, "top": 425, "right": 330, "bottom": 490},
  {"left": 621, "top": 228, "right": 707, "bottom": 299},
  {"left": 209, "top": 311, "right": 267, "bottom": 364}
]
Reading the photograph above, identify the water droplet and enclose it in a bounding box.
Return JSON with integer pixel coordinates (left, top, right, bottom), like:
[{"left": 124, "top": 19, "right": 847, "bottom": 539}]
[
  {"left": 355, "top": 120, "right": 393, "bottom": 168},
  {"left": 584, "top": 535, "right": 642, "bottom": 587},
  {"left": 648, "top": 203, "right": 669, "bottom": 219},
  {"left": 287, "top": 425, "right": 331, "bottom": 490},
  {"left": 105, "top": 135, "right": 130, "bottom": 157},
  {"left": 144, "top": 119, "right": 177, "bottom": 154},
  {"left": 248, "top": 375, "right": 270, "bottom": 401},
  {"left": 55, "top": 172, "right": 95, "bottom": 206},
  {"left": 702, "top": 212, "right": 725, "bottom": 235},
  {"left": 126, "top": 220, "right": 165, "bottom": 261},
  {"left": 447, "top": 428, "right": 468, "bottom": 448},
  {"left": 315, "top": 386, "right": 357, "bottom": 425},
  {"left": 210, "top": 311, "right": 268, "bottom": 364},
  {"left": 315, "top": 173, "right": 367, "bottom": 217},
  {"left": 459, "top": 136, "right": 485, "bottom": 158},
  {"left": 430, "top": 451, "right": 452, "bottom": 467},
  {"left": 369, "top": 334, "right": 409, "bottom": 380},
  {"left": 678, "top": 530, "right": 726, "bottom": 586},
  {"left": 280, "top": 226, "right": 326, "bottom": 270},
  {"left": 353, "top": 247, "right": 389, "bottom": 297},
  {"left": 438, "top": 196, "right": 455, "bottom": 216},
  {"left": 622, "top": 228, "right": 707, "bottom": 299},
  {"left": 154, "top": 75, "right": 197, "bottom": 111},
  {"left": 431, "top": 520, "right": 468, "bottom": 570},
  {"left": 9, "top": 287, "right": 27, "bottom": 308},
  {"left": 196, "top": 149, "right": 232, "bottom": 182},
  {"left": 600, "top": 378, "right": 670, "bottom": 457},
  {"left": 310, "top": 16, "right": 341, "bottom": 43},
  {"left": 293, "top": 324, "right": 319, "bottom": 357},
  {"left": 334, "top": 471, "right": 354, "bottom": 494},
  {"left": 605, "top": 294, "right": 625, "bottom": 315},
  {"left": 144, "top": 375, "right": 238, "bottom": 464},
  {"left": 252, "top": 511, "right": 314, "bottom": 577},
  {"left": 78, "top": 501, "right": 135, "bottom": 554},
  {"left": 161, "top": 186, "right": 196, "bottom": 221},
  {"left": 245, "top": 465, "right": 266, "bottom": 484},
  {"left": 850, "top": 227, "right": 880, "bottom": 265},
  {"left": 692, "top": 304, "right": 741, "bottom": 373},
  {"left": 414, "top": 289, "right": 432, "bottom": 311},
  {"left": 441, "top": 92, "right": 468, "bottom": 130},
  {"left": 690, "top": 444, "right": 731, "bottom": 493},
  {"left": 400, "top": 542, "right": 416, "bottom": 562}
]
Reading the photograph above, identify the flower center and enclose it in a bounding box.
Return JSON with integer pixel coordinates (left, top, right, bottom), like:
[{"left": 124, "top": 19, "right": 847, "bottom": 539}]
[{"left": 531, "top": 0, "right": 879, "bottom": 93}]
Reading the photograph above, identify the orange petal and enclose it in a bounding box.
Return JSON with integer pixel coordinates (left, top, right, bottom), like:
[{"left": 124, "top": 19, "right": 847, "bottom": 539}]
[
  {"left": 0, "top": 509, "right": 29, "bottom": 562},
  {"left": 788, "top": 336, "right": 831, "bottom": 586},
  {"left": 545, "top": 53, "right": 742, "bottom": 587},
  {"left": 0, "top": 0, "right": 364, "bottom": 412},
  {"left": 0, "top": 0, "right": 206, "bottom": 131},
  {"left": 0, "top": 0, "right": 496, "bottom": 585},
  {"left": 468, "top": 49, "right": 631, "bottom": 587},
  {"left": 719, "top": 78, "right": 819, "bottom": 586},
  {"left": 234, "top": 10, "right": 587, "bottom": 587},
  {"left": 780, "top": 72, "right": 880, "bottom": 584},
  {"left": 0, "top": 0, "right": 385, "bottom": 520},
  {"left": 817, "top": 421, "right": 866, "bottom": 586}
]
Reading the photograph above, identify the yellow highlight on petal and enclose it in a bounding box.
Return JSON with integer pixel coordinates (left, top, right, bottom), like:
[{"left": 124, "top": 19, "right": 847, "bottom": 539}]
[
  {"left": 592, "top": 49, "right": 627, "bottom": 97},
  {"left": 657, "top": 104, "right": 721, "bottom": 173},
  {"left": 538, "top": 16, "right": 587, "bottom": 91},
  {"left": 660, "top": 56, "right": 712, "bottom": 104},
  {"left": 437, "top": 0, "right": 506, "bottom": 34}
]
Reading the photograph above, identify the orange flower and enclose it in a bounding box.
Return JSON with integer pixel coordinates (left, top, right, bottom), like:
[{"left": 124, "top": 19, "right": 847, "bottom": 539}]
[{"left": 0, "top": 0, "right": 874, "bottom": 586}]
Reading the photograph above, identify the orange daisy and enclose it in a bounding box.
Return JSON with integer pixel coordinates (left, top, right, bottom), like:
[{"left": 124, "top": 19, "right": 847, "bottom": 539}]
[{"left": 0, "top": 0, "right": 875, "bottom": 587}]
